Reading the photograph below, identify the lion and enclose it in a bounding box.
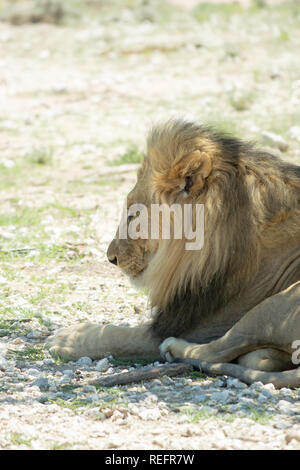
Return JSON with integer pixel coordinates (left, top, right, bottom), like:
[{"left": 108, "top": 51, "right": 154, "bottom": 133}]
[{"left": 47, "top": 119, "right": 300, "bottom": 387}]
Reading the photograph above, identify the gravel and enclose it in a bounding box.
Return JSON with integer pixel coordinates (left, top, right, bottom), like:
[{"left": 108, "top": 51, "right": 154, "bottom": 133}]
[
  {"left": 0, "top": 0, "right": 300, "bottom": 450},
  {"left": 0, "top": 337, "right": 300, "bottom": 449}
]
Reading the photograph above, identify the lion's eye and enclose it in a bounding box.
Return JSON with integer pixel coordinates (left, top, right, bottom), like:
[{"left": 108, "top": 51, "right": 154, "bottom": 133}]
[{"left": 184, "top": 176, "right": 192, "bottom": 194}]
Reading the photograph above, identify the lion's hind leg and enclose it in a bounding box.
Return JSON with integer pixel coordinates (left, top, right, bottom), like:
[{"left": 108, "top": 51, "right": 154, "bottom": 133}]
[
  {"left": 236, "top": 348, "right": 293, "bottom": 372},
  {"left": 160, "top": 282, "right": 300, "bottom": 387}
]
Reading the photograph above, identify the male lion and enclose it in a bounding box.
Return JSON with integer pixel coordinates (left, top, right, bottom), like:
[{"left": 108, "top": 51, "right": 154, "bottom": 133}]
[{"left": 47, "top": 119, "right": 300, "bottom": 387}]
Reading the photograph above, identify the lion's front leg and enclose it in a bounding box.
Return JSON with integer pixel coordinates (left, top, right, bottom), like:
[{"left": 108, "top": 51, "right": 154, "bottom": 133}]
[{"left": 46, "top": 323, "right": 161, "bottom": 361}]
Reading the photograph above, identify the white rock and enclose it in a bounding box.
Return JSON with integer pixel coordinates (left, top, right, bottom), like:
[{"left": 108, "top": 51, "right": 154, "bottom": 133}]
[
  {"left": 0, "top": 358, "right": 9, "bottom": 371},
  {"left": 215, "top": 379, "right": 226, "bottom": 387},
  {"left": 210, "top": 390, "right": 231, "bottom": 404},
  {"left": 43, "top": 358, "right": 54, "bottom": 365},
  {"left": 76, "top": 356, "right": 92, "bottom": 366},
  {"left": 257, "top": 393, "right": 268, "bottom": 403},
  {"left": 59, "top": 375, "right": 72, "bottom": 385},
  {"left": 27, "top": 368, "right": 40, "bottom": 377},
  {"left": 201, "top": 405, "right": 218, "bottom": 416},
  {"left": 289, "top": 126, "right": 300, "bottom": 142},
  {"left": 82, "top": 385, "right": 97, "bottom": 394},
  {"left": 27, "top": 329, "right": 43, "bottom": 339},
  {"left": 30, "top": 377, "right": 50, "bottom": 391},
  {"left": 227, "top": 378, "right": 247, "bottom": 389},
  {"left": 262, "top": 383, "right": 275, "bottom": 391},
  {"left": 280, "top": 387, "right": 294, "bottom": 397},
  {"left": 262, "top": 131, "right": 288, "bottom": 152},
  {"left": 139, "top": 408, "right": 161, "bottom": 420},
  {"left": 260, "top": 388, "right": 274, "bottom": 399},
  {"left": 94, "top": 358, "right": 110, "bottom": 372},
  {"left": 250, "top": 381, "right": 264, "bottom": 391}
]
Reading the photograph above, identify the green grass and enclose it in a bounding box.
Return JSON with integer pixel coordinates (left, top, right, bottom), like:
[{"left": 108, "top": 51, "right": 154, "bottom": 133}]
[
  {"left": 0, "top": 318, "right": 32, "bottom": 338},
  {"left": 108, "top": 357, "right": 153, "bottom": 367},
  {"left": 9, "top": 432, "right": 33, "bottom": 447},
  {"left": 110, "top": 145, "right": 144, "bottom": 166},
  {"left": 179, "top": 406, "right": 212, "bottom": 422},
  {"left": 228, "top": 90, "right": 256, "bottom": 112},
  {"left": 25, "top": 147, "right": 54, "bottom": 166},
  {"left": 247, "top": 407, "right": 273, "bottom": 424},
  {"left": 7, "top": 346, "right": 45, "bottom": 361},
  {"left": 0, "top": 207, "right": 42, "bottom": 227},
  {"left": 0, "top": 244, "right": 85, "bottom": 263}
]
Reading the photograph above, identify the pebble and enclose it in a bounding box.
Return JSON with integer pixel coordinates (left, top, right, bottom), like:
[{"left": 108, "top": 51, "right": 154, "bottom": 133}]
[
  {"left": 227, "top": 378, "right": 247, "bottom": 389},
  {"left": 210, "top": 390, "right": 231, "bottom": 404},
  {"left": 261, "top": 131, "right": 289, "bottom": 152},
  {"left": 138, "top": 408, "right": 161, "bottom": 420},
  {"left": 30, "top": 377, "right": 50, "bottom": 392},
  {"left": 289, "top": 126, "right": 300, "bottom": 142},
  {"left": 76, "top": 357, "right": 93, "bottom": 366},
  {"left": 27, "top": 368, "right": 41, "bottom": 377},
  {"left": 94, "top": 358, "right": 110, "bottom": 372},
  {"left": 0, "top": 358, "right": 9, "bottom": 371},
  {"left": 27, "top": 330, "right": 44, "bottom": 339},
  {"left": 82, "top": 385, "right": 97, "bottom": 394}
]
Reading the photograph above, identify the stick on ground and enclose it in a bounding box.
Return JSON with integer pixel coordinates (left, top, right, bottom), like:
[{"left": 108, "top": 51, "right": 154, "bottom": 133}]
[{"left": 90, "top": 362, "right": 193, "bottom": 387}]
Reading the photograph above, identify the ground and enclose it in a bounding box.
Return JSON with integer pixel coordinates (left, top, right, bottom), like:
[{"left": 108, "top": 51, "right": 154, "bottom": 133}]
[{"left": 0, "top": 0, "right": 300, "bottom": 450}]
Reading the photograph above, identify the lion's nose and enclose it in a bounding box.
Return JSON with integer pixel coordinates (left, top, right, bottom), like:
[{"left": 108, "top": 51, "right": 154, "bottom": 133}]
[
  {"left": 107, "top": 238, "right": 119, "bottom": 266},
  {"left": 108, "top": 256, "right": 118, "bottom": 266}
]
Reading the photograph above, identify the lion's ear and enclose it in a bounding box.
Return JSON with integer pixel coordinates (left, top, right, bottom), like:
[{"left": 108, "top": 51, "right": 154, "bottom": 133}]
[
  {"left": 171, "top": 150, "right": 213, "bottom": 195},
  {"left": 174, "top": 150, "right": 212, "bottom": 179},
  {"left": 152, "top": 150, "right": 212, "bottom": 199}
]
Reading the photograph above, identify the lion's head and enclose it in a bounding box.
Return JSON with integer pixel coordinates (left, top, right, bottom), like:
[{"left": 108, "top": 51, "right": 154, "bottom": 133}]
[{"left": 107, "top": 119, "right": 300, "bottom": 337}]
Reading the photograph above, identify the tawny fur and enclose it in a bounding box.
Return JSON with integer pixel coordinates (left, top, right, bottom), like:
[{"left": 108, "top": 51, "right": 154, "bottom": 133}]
[{"left": 140, "top": 120, "right": 300, "bottom": 337}]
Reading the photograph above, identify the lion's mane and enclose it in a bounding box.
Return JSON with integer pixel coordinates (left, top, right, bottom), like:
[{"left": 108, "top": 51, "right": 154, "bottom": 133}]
[{"left": 140, "top": 120, "right": 300, "bottom": 338}]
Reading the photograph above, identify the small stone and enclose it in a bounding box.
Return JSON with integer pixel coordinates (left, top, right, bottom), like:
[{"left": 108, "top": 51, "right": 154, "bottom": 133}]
[
  {"left": 260, "top": 388, "right": 274, "bottom": 399},
  {"left": 278, "top": 400, "right": 296, "bottom": 415},
  {"left": 262, "top": 131, "right": 288, "bottom": 152},
  {"left": 59, "top": 375, "right": 72, "bottom": 385},
  {"left": 27, "top": 329, "right": 43, "bottom": 339},
  {"left": 257, "top": 393, "right": 268, "bottom": 403},
  {"left": 82, "top": 385, "right": 97, "bottom": 394},
  {"left": 210, "top": 390, "right": 231, "bottom": 404},
  {"left": 262, "top": 383, "right": 275, "bottom": 392},
  {"left": 11, "top": 338, "right": 25, "bottom": 345},
  {"left": 250, "top": 381, "right": 264, "bottom": 391},
  {"left": 139, "top": 408, "right": 161, "bottom": 420},
  {"left": 289, "top": 126, "right": 300, "bottom": 142},
  {"left": 111, "top": 410, "right": 124, "bottom": 421},
  {"left": 94, "top": 358, "right": 110, "bottom": 372},
  {"left": 201, "top": 405, "right": 218, "bottom": 416},
  {"left": 215, "top": 378, "right": 226, "bottom": 388},
  {"left": 27, "top": 368, "right": 40, "bottom": 377},
  {"left": 102, "top": 408, "right": 114, "bottom": 418},
  {"left": 161, "top": 375, "right": 174, "bottom": 385},
  {"left": 76, "top": 356, "right": 92, "bottom": 366},
  {"left": 280, "top": 388, "right": 294, "bottom": 397},
  {"left": 226, "top": 378, "right": 247, "bottom": 389},
  {"left": 43, "top": 358, "right": 55, "bottom": 365},
  {"left": 30, "top": 377, "right": 50, "bottom": 391},
  {"left": 0, "top": 358, "right": 9, "bottom": 371}
]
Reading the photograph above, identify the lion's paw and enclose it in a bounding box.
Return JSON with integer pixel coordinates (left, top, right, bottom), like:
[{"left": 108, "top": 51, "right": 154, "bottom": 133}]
[
  {"left": 159, "top": 337, "right": 178, "bottom": 362},
  {"left": 45, "top": 323, "right": 94, "bottom": 361},
  {"left": 160, "top": 337, "right": 191, "bottom": 362}
]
